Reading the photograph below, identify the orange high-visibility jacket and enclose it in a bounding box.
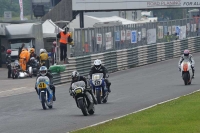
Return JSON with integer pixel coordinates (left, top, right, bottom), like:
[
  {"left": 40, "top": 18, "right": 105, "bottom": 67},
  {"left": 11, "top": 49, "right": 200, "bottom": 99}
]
[{"left": 59, "top": 32, "right": 70, "bottom": 44}]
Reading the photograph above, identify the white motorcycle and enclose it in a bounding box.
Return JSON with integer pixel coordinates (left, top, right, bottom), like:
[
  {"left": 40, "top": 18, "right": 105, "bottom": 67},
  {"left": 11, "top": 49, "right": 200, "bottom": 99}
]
[
  {"left": 36, "top": 76, "right": 53, "bottom": 110},
  {"left": 180, "top": 60, "right": 193, "bottom": 85}
]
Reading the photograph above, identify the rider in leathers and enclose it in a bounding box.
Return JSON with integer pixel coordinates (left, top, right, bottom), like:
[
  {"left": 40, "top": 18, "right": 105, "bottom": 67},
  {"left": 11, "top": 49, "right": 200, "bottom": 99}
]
[
  {"left": 89, "top": 59, "right": 111, "bottom": 95},
  {"left": 35, "top": 66, "right": 56, "bottom": 101},
  {"left": 69, "top": 71, "right": 97, "bottom": 104},
  {"left": 178, "top": 49, "right": 195, "bottom": 78}
]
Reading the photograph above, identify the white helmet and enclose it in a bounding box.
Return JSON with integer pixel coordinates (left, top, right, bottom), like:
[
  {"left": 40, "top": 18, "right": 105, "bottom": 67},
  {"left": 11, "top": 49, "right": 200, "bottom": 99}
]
[
  {"left": 94, "top": 59, "right": 102, "bottom": 70},
  {"left": 39, "top": 66, "right": 47, "bottom": 76},
  {"left": 40, "top": 49, "right": 47, "bottom": 54}
]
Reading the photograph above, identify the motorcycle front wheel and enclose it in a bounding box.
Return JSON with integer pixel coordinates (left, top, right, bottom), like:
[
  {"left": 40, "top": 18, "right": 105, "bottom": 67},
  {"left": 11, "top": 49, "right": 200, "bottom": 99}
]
[
  {"left": 78, "top": 98, "right": 88, "bottom": 116},
  {"left": 96, "top": 89, "right": 102, "bottom": 104},
  {"left": 40, "top": 92, "right": 47, "bottom": 110}
]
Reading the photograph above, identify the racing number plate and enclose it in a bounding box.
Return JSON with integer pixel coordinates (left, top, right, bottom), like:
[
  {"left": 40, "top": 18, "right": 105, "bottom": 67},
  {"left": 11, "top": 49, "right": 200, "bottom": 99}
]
[
  {"left": 38, "top": 82, "right": 47, "bottom": 89},
  {"left": 95, "top": 80, "right": 101, "bottom": 86}
]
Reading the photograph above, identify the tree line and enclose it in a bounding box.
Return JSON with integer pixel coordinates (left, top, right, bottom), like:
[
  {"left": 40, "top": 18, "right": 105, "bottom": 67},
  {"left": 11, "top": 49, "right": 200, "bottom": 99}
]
[{"left": 0, "top": 0, "right": 31, "bottom": 18}]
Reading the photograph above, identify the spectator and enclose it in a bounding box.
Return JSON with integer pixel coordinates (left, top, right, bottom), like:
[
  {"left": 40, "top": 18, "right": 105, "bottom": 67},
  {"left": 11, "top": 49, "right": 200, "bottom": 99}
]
[
  {"left": 52, "top": 41, "right": 57, "bottom": 65},
  {"left": 57, "top": 27, "right": 73, "bottom": 64}
]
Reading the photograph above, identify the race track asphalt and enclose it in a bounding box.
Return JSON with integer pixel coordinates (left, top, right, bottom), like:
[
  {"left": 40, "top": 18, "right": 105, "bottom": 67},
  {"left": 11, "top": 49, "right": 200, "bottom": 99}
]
[{"left": 0, "top": 53, "right": 200, "bottom": 133}]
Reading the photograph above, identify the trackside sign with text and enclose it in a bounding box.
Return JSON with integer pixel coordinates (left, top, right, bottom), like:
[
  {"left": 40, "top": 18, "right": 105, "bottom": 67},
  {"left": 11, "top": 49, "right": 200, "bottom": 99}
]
[{"left": 72, "top": 0, "right": 200, "bottom": 10}]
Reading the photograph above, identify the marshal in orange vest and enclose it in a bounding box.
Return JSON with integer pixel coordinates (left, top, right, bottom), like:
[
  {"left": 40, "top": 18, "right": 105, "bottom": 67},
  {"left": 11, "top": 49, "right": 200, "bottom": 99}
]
[{"left": 59, "top": 32, "right": 70, "bottom": 44}]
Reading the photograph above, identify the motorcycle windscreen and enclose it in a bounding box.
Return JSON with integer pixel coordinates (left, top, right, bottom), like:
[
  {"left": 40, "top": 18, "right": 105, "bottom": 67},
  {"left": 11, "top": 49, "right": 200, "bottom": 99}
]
[
  {"left": 92, "top": 73, "right": 103, "bottom": 80},
  {"left": 72, "top": 81, "right": 86, "bottom": 90}
]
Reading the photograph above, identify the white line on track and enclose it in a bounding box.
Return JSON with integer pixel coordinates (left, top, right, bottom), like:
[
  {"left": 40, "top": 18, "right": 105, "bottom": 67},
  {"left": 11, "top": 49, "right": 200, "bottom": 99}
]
[
  {"left": 0, "top": 87, "right": 26, "bottom": 94},
  {"left": 67, "top": 89, "right": 200, "bottom": 133},
  {"left": 0, "top": 83, "right": 68, "bottom": 98}
]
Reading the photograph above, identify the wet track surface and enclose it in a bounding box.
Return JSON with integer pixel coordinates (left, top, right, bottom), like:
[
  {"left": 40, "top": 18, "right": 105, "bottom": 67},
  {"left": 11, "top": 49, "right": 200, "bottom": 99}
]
[{"left": 0, "top": 54, "right": 200, "bottom": 133}]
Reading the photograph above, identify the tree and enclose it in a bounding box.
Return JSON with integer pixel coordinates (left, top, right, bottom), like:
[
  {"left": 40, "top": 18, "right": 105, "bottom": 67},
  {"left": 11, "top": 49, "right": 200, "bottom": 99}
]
[
  {"left": 153, "top": 9, "right": 183, "bottom": 20},
  {"left": 0, "top": 0, "right": 31, "bottom": 18}
]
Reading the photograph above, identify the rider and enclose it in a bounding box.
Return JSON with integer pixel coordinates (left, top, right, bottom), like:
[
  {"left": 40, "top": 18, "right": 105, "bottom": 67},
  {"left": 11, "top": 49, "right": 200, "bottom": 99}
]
[
  {"left": 69, "top": 71, "right": 97, "bottom": 104},
  {"left": 6, "top": 49, "right": 12, "bottom": 78},
  {"left": 39, "top": 49, "right": 49, "bottom": 69},
  {"left": 89, "top": 59, "right": 111, "bottom": 94},
  {"left": 178, "top": 49, "right": 195, "bottom": 78},
  {"left": 30, "top": 48, "right": 37, "bottom": 58},
  {"left": 35, "top": 66, "right": 56, "bottom": 101}
]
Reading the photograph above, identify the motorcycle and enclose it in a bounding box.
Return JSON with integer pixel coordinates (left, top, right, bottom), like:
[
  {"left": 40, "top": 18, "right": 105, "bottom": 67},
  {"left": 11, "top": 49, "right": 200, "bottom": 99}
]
[
  {"left": 180, "top": 60, "right": 193, "bottom": 85},
  {"left": 36, "top": 76, "right": 53, "bottom": 110},
  {"left": 11, "top": 60, "right": 20, "bottom": 79},
  {"left": 90, "top": 73, "right": 109, "bottom": 104},
  {"left": 29, "top": 57, "right": 39, "bottom": 76},
  {"left": 71, "top": 81, "right": 95, "bottom": 116}
]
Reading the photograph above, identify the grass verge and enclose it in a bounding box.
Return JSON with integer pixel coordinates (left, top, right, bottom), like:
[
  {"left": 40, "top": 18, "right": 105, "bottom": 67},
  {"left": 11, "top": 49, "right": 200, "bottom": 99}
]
[{"left": 71, "top": 90, "right": 200, "bottom": 133}]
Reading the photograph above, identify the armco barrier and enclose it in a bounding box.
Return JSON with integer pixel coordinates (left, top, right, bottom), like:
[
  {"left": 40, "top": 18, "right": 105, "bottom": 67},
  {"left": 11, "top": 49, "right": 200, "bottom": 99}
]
[{"left": 52, "top": 36, "right": 200, "bottom": 85}]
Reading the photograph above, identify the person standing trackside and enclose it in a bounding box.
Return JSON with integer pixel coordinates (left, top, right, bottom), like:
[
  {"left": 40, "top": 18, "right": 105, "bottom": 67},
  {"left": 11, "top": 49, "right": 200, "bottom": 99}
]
[
  {"left": 51, "top": 41, "right": 57, "bottom": 65},
  {"left": 57, "top": 27, "right": 73, "bottom": 64},
  {"left": 18, "top": 43, "right": 25, "bottom": 58}
]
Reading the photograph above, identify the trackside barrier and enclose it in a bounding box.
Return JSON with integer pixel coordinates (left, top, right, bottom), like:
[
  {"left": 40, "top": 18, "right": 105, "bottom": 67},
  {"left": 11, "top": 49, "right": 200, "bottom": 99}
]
[{"left": 52, "top": 36, "right": 200, "bottom": 85}]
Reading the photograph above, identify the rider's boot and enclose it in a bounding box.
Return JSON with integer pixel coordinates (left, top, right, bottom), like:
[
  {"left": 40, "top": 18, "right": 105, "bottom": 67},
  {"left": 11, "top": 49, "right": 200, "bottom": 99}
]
[
  {"left": 50, "top": 85, "right": 56, "bottom": 101},
  {"left": 53, "top": 89, "right": 56, "bottom": 101},
  {"left": 192, "top": 67, "right": 195, "bottom": 79}
]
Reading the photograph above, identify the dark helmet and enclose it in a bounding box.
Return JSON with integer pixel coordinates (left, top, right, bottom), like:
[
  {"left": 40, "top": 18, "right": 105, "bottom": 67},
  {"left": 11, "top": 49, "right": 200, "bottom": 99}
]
[
  {"left": 183, "top": 49, "right": 189, "bottom": 57},
  {"left": 71, "top": 71, "right": 80, "bottom": 81},
  {"left": 6, "top": 49, "right": 11, "bottom": 54}
]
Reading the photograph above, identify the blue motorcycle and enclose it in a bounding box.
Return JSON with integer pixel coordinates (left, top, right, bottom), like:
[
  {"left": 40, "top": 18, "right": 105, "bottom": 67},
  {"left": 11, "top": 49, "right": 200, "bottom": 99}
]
[
  {"left": 90, "top": 73, "right": 109, "bottom": 104},
  {"left": 36, "top": 76, "right": 53, "bottom": 110}
]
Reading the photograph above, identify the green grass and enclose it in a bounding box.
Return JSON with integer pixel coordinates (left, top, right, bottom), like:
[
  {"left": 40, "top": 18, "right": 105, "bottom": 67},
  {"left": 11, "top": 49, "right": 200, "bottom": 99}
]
[{"left": 71, "top": 91, "right": 200, "bottom": 133}]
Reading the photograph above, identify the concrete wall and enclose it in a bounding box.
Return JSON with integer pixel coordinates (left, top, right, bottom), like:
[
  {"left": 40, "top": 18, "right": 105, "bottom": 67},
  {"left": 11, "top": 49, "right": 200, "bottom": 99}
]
[{"left": 42, "top": 0, "right": 73, "bottom": 28}]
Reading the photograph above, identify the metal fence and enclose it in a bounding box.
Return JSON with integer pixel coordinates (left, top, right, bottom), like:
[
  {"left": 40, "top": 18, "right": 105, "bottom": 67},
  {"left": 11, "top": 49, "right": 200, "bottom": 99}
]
[
  {"left": 72, "top": 18, "right": 200, "bottom": 57},
  {"left": 53, "top": 36, "right": 200, "bottom": 85}
]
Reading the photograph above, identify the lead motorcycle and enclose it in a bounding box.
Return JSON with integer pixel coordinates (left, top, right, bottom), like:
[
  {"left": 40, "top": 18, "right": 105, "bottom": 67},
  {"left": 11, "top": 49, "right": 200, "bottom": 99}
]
[
  {"left": 180, "top": 60, "right": 193, "bottom": 85},
  {"left": 71, "top": 81, "right": 95, "bottom": 116},
  {"left": 36, "top": 75, "right": 53, "bottom": 110},
  {"left": 90, "top": 73, "right": 109, "bottom": 104}
]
